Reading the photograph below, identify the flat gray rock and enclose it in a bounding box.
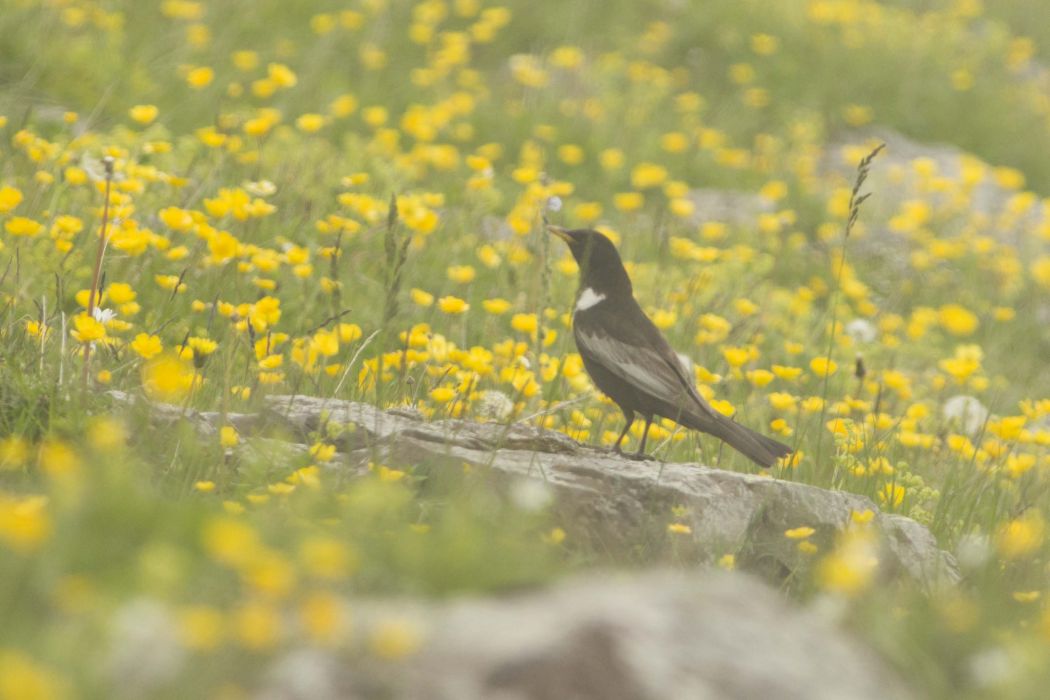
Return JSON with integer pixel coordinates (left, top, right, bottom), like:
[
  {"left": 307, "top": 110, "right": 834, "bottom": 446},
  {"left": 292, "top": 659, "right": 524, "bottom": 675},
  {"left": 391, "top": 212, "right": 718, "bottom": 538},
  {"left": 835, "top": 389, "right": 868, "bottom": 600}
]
[
  {"left": 265, "top": 395, "right": 958, "bottom": 590},
  {"left": 109, "top": 391, "right": 958, "bottom": 589}
]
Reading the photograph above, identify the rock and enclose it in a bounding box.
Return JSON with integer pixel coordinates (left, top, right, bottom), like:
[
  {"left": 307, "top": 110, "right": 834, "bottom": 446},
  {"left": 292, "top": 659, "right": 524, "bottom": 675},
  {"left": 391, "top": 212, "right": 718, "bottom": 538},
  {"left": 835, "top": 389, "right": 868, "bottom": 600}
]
[
  {"left": 352, "top": 570, "right": 913, "bottom": 700},
  {"left": 267, "top": 395, "right": 958, "bottom": 590},
  {"left": 108, "top": 391, "right": 959, "bottom": 590},
  {"left": 686, "top": 188, "right": 774, "bottom": 227},
  {"left": 823, "top": 126, "right": 1045, "bottom": 240}
]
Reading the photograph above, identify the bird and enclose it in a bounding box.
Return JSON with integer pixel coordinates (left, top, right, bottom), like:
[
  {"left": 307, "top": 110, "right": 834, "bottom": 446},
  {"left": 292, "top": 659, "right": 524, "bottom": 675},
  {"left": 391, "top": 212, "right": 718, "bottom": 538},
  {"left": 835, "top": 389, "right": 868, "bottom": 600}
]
[{"left": 548, "top": 225, "right": 793, "bottom": 468}]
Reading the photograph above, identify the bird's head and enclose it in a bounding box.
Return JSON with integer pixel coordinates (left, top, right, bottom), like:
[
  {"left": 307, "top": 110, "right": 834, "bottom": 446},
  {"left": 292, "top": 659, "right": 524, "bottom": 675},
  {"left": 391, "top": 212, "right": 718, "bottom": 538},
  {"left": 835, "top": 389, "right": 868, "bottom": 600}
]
[{"left": 547, "top": 225, "right": 632, "bottom": 297}]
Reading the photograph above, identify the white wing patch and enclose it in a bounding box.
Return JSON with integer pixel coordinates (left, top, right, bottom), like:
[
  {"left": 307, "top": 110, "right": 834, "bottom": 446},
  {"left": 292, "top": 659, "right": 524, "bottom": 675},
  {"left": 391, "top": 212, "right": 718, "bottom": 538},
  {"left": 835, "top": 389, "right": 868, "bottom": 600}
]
[{"left": 575, "top": 288, "right": 606, "bottom": 312}]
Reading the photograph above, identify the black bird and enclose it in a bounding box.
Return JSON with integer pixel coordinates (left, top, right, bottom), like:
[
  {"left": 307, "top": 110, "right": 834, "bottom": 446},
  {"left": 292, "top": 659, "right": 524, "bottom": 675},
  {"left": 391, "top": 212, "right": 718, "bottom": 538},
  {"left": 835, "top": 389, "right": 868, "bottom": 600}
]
[{"left": 549, "top": 225, "right": 793, "bottom": 468}]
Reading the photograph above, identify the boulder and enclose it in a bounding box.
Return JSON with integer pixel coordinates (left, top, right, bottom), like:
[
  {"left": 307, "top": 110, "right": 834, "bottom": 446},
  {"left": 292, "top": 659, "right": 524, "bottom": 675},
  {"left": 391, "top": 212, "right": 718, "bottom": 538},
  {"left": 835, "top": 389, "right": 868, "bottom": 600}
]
[
  {"left": 346, "top": 570, "right": 914, "bottom": 700},
  {"left": 108, "top": 391, "right": 959, "bottom": 590},
  {"left": 264, "top": 395, "right": 959, "bottom": 590}
]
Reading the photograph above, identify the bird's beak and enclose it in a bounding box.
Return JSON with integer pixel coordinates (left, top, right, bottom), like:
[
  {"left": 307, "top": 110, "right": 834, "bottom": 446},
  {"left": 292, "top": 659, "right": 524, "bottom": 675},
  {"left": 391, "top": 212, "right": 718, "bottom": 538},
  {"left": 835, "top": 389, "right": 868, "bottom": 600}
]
[{"left": 546, "top": 224, "right": 573, "bottom": 243}]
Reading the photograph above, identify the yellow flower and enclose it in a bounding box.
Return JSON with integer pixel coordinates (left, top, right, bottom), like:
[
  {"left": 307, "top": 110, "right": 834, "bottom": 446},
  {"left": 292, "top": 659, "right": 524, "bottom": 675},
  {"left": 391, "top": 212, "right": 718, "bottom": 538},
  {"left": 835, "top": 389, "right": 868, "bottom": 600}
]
[
  {"left": 600, "top": 148, "right": 624, "bottom": 170},
  {"left": 650, "top": 309, "right": 676, "bottom": 330},
  {"left": 544, "top": 527, "right": 567, "bottom": 545},
  {"left": 0, "top": 649, "right": 67, "bottom": 698},
  {"left": 430, "top": 387, "right": 456, "bottom": 404},
  {"left": 767, "top": 392, "right": 798, "bottom": 412},
  {"left": 784, "top": 526, "right": 815, "bottom": 539},
  {"left": 0, "top": 494, "right": 52, "bottom": 553},
  {"left": 722, "top": 346, "right": 750, "bottom": 368},
  {"left": 128, "top": 104, "right": 159, "bottom": 125},
  {"left": 557, "top": 144, "right": 585, "bottom": 165},
  {"left": 447, "top": 265, "right": 476, "bottom": 284},
  {"left": 295, "top": 113, "right": 327, "bottom": 132},
  {"left": 630, "top": 162, "right": 668, "bottom": 189},
  {"left": 234, "top": 601, "right": 282, "bottom": 650},
  {"left": 338, "top": 323, "right": 363, "bottom": 343},
  {"left": 879, "top": 483, "right": 905, "bottom": 508},
  {"left": 142, "top": 353, "right": 196, "bottom": 402},
  {"left": 130, "top": 333, "right": 163, "bottom": 359},
  {"left": 1031, "top": 257, "right": 1050, "bottom": 289},
  {"left": 4, "top": 216, "right": 43, "bottom": 237},
  {"left": 71, "top": 313, "right": 106, "bottom": 343},
  {"left": 185, "top": 65, "right": 215, "bottom": 88},
  {"left": 220, "top": 426, "right": 239, "bottom": 448},
  {"left": 482, "top": 298, "right": 511, "bottom": 315},
  {"left": 0, "top": 185, "right": 23, "bottom": 213},
  {"left": 378, "top": 466, "right": 405, "bottom": 482},
  {"left": 667, "top": 523, "right": 692, "bottom": 535},
  {"left": 746, "top": 369, "right": 775, "bottom": 387},
  {"left": 816, "top": 529, "right": 879, "bottom": 596},
  {"left": 613, "top": 192, "right": 644, "bottom": 212},
  {"left": 510, "top": 313, "right": 538, "bottom": 336},
  {"left": 330, "top": 93, "right": 358, "bottom": 117},
  {"left": 988, "top": 415, "right": 1027, "bottom": 441},
  {"left": 996, "top": 514, "right": 1044, "bottom": 560},
  {"left": 410, "top": 288, "right": 434, "bottom": 307},
  {"left": 437, "top": 296, "right": 469, "bottom": 314},
  {"left": 1005, "top": 453, "right": 1036, "bottom": 479},
  {"left": 661, "top": 132, "right": 690, "bottom": 154},
  {"left": 267, "top": 62, "right": 298, "bottom": 87},
  {"left": 938, "top": 304, "right": 979, "bottom": 336},
  {"left": 310, "top": 329, "right": 340, "bottom": 357},
  {"left": 809, "top": 357, "right": 838, "bottom": 377}
]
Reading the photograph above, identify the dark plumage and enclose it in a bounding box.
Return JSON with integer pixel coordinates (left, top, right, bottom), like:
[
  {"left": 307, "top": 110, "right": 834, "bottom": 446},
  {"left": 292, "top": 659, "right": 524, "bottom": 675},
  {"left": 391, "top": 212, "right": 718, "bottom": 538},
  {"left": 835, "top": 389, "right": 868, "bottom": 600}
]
[{"left": 549, "top": 225, "right": 793, "bottom": 468}]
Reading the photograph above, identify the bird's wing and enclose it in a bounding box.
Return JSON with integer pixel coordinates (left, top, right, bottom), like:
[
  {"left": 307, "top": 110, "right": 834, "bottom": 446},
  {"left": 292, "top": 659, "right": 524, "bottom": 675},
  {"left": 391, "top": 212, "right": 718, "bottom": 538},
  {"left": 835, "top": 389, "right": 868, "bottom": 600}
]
[{"left": 573, "top": 302, "right": 720, "bottom": 420}]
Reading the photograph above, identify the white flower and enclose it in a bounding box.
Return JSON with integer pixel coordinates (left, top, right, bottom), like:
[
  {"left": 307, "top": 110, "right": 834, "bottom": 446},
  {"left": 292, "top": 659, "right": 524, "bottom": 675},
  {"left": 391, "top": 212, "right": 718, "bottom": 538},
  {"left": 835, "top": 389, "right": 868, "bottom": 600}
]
[
  {"left": 943, "top": 395, "right": 989, "bottom": 436},
  {"left": 845, "top": 318, "right": 876, "bottom": 344},
  {"left": 93, "top": 306, "right": 117, "bottom": 323},
  {"left": 546, "top": 196, "right": 563, "bottom": 212},
  {"left": 243, "top": 179, "right": 277, "bottom": 197},
  {"left": 510, "top": 478, "right": 553, "bottom": 512},
  {"left": 476, "top": 390, "right": 514, "bottom": 420}
]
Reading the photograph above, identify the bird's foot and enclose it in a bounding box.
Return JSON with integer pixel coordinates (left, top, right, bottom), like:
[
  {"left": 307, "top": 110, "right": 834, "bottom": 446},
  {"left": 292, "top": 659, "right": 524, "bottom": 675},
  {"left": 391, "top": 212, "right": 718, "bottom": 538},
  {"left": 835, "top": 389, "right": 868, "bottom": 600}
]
[{"left": 624, "top": 450, "right": 655, "bottom": 462}]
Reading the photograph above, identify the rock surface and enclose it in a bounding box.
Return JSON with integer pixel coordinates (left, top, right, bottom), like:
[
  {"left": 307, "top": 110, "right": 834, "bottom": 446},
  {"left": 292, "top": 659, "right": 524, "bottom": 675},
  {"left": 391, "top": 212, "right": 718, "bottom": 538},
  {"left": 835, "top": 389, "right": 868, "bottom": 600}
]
[
  {"left": 350, "top": 570, "right": 913, "bottom": 700},
  {"left": 111, "top": 391, "right": 958, "bottom": 589},
  {"left": 824, "top": 126, "right": 1045, "bottom": 238},
  {"left": 262, "top": 394, "right": 959, "bottom": 590},
  {"left": 252, "top": 570, "right": 915, "bottom": 700}
]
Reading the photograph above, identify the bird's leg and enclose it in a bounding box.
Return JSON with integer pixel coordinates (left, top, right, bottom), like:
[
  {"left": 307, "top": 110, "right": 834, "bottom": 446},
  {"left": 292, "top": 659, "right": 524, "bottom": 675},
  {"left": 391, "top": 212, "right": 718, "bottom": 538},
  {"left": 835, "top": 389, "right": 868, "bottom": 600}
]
[
  {"left": 612, "top": 412, "right": 635, "bottom": 455},
  {"left": 631, "top": 415, "right": 654, "bottom": 460}
]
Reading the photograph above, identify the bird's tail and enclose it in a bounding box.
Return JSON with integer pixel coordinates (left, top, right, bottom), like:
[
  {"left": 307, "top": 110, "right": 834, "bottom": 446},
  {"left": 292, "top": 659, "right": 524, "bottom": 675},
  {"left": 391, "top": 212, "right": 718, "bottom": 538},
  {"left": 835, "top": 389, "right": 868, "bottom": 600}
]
[{"left": 683, "top": 411, "right": 793, "bottom": 468}]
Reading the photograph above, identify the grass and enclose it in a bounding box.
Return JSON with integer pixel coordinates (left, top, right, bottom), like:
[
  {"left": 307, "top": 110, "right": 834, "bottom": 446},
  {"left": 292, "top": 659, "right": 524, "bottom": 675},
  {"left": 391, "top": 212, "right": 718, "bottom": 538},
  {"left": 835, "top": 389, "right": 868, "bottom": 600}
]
[{"left": 1, "top": 0, "right": 1050, "bottom": 697}]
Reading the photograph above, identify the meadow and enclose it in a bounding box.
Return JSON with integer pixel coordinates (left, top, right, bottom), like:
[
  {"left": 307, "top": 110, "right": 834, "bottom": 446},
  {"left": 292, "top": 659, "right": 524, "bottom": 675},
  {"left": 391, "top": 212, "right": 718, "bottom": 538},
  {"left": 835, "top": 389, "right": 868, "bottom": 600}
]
[{"left": 1, "top": 0, "right": 1050, "bottom": 696}]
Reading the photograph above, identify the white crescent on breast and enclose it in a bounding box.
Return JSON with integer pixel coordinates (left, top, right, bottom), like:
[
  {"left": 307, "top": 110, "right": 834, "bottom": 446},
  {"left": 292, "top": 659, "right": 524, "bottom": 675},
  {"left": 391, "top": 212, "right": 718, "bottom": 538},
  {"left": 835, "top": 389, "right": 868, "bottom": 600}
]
[{"left": 575, "top": 287, "right": 606, "bottom": 312}]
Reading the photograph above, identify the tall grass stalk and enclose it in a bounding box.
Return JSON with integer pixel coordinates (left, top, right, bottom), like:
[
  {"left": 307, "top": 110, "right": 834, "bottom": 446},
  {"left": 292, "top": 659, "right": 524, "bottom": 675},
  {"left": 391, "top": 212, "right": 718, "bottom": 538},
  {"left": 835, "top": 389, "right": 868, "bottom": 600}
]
[
  {"left": 812, "top": 144, "right": 884, "bottom": 480},
  {"left": 82, "top": 156, "right": 115, "bottom": 388},
  {"left": 374, "top": 195, "right": 410, "bottom": 411}
]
